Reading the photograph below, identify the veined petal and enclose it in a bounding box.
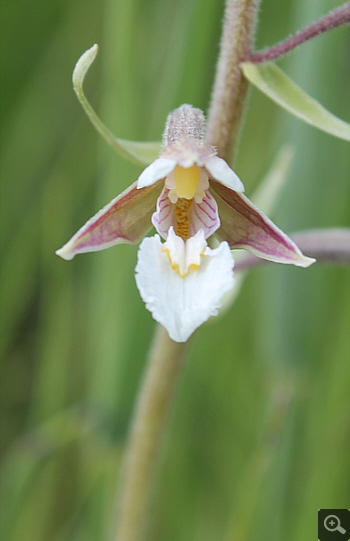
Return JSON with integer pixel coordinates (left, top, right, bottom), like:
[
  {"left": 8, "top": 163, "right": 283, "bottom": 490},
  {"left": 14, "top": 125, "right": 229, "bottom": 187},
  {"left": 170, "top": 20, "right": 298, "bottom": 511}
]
[
  {"left": 135, "top": 234, "right": 234, "bottom": 342},
  {"left": 189, "top": 191, "right": 220, "bottom": 239},
  {"left": 151, "top": 187, "right": 175, "bottom": 239},
  {"left": 205, "top": 156, "right": 245, "bottom": 193},
  {"left": 152, "top": 188, "right": 220, "bottom": 240},
  {"left": 211, "top": 180, "right": 315, "bottom": 268},
  {"left": 56, "top": 181, "right": 162, "bottom": 260},
  {"left": 137, "top": 158, "right": 176, "bottom": 189}
]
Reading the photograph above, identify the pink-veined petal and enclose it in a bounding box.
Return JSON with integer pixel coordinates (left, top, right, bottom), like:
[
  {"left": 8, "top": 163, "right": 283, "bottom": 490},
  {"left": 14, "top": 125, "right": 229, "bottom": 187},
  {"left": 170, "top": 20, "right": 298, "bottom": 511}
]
[
  {"left": 189, "top": 191, "right": 220, "bottom": 239},
  {"left": 137, "top": 158, "right": 176, "bottom": 189},
  {"left": 211, "top": 180, "right": 315, "bottom": 267},
  {"left": 151, "top": 187, "right": 175, "bottom": 239},
  {"left": 152, "top": 189, "right": 220, "bottom": 240},
  {"left": 135, "top": 234, "right": 234, "bottom": 342},
  {"left": 56, "top": 181, "right": 162, "bottom": 260},
  {"left": 205, "top": 156, "right": 245, "bottom": 192}
]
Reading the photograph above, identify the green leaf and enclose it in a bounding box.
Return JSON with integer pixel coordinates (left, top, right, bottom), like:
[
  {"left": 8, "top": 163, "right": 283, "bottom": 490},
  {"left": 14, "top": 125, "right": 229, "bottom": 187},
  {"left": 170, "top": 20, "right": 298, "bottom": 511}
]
[
  {"left": 241, "top": 61, "right": 350, "bottom": 141},
  {"left": 72, "top": 45, "right": 161, "bottom": 165}
]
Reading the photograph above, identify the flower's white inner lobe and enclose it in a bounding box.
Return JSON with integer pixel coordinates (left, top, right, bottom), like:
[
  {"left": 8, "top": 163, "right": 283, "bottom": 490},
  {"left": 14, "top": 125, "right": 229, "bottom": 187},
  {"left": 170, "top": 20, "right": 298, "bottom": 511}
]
[{"left": 162, "top": 227, "right": 207, "bottom": 277}]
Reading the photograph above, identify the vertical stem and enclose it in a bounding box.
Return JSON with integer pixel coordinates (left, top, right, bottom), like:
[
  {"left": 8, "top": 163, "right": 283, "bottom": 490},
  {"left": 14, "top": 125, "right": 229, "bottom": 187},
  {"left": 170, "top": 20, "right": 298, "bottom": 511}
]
[
  {"left": 111, "top": 2, "right": 261, "bottom": 540},
  {"left": 111, "top": 325, "right": 189, "bottom": 541},
  {"left": 206, "top": 0, "right": 261, "bottom": 161}
]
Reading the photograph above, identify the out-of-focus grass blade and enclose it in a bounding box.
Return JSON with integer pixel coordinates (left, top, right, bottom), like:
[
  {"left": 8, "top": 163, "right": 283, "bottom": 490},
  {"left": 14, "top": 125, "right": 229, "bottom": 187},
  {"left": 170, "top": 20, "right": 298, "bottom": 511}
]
[
  {"left": 0, "top": 406, "right": 103, "bottom": 541},
  {"left": 241, "top": 61, "right": 350, "bottom": 141},
  {"left": 251, "top": 145, "right": 294, "bottom": 215},
  {"left": 225, "top": 380, "right": 295, "bottom": 541},
  {"left": 0, "top": 204, "right": 40, "bottom": 358}
]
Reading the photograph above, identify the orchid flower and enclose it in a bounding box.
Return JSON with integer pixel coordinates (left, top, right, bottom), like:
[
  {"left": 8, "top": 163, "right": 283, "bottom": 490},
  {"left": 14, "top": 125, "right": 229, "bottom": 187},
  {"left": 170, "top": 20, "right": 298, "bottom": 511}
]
[{"left": 56, "top": 104, "right": 314, "bottom": 342}]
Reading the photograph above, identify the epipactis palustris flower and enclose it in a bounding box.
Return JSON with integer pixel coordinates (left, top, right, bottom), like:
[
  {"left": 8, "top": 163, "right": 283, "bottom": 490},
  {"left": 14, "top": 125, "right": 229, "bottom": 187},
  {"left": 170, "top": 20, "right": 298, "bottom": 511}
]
[{"left": 56, "top": 104, "right": 314, "bottom": 342}]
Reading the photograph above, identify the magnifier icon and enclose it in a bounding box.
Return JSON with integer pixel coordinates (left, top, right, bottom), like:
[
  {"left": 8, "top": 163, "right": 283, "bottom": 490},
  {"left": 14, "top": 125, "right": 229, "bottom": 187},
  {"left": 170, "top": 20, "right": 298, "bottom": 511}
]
[{"left": 324, "top": 515, "right": 346, "bottom": 534}]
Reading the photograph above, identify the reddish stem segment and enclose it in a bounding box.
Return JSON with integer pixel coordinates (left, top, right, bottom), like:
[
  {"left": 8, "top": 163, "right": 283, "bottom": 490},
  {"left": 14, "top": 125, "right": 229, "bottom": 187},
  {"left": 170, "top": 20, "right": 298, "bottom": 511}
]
[{"left": 246, "top": 2, "right": 350, "bottom": 64}]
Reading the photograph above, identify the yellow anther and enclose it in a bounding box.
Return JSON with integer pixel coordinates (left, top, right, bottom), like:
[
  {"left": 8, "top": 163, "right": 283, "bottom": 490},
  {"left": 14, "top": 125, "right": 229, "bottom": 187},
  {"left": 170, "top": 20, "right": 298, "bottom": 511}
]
[{"left": 174, "top": 165, "right": 201, "bottom": 200}]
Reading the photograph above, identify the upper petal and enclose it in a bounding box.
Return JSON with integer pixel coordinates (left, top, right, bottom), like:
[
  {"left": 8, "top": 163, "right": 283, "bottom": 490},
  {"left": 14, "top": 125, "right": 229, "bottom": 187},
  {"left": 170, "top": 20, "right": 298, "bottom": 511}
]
[
  {"left": 137, "top": 158, "right": 176, "bottom": 189},
  {"left": 135, "top": 234, "right": 234, "bottom": 342},
  {"left": 211, "top": 180, "right": 315, "bottom": 267},
  {"left": 205, "top": 156, "right": 245, "bottom": 192},
  {"left": 56, "top": 181, "right": 162, "bottom": 260}
]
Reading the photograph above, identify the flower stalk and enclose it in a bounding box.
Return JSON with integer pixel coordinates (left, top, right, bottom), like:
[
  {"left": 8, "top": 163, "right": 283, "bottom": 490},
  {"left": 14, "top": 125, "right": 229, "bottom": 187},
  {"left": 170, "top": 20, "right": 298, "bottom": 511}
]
[{"left": 111, "top": 326, "right": 189, "bottom": 541}]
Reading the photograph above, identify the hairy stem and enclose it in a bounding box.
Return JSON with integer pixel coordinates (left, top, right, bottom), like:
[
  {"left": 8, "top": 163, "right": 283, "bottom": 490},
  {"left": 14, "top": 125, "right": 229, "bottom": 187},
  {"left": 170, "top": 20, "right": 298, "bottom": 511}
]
[
  {"left": 206, "top": 0, "right": 261, "bottom": 161},
  {"left": 247, "top": 2, "right": 350, "bottom": 64},
  {"left": 111, "top": 326, "right": 189, "bottom": 541}
]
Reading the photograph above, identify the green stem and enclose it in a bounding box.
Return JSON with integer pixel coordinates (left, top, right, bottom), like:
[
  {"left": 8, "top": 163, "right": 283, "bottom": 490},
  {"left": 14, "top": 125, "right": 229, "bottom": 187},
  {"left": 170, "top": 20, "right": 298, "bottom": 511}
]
[
  {"left": 206, "top": 0, "right": 261, "bottom": 161},
  {"left": 111, "top": 325, "right": 189, "bottom": 541}
]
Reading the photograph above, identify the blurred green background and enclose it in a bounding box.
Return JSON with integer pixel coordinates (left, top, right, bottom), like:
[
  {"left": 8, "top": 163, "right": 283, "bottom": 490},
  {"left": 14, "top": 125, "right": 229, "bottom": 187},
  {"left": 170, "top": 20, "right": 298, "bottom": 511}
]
[{"left": 1, "top": 0, "right": 349, "bottom": 540}]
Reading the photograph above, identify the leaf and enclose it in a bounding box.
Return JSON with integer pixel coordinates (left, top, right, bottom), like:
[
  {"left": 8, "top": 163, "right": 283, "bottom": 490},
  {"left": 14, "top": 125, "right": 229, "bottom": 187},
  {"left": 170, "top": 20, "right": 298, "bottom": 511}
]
[
  {"left": 241, "top": 61, "right": 350, "bottom": 141},
  {"left": 73, "top": 45, "right": 161, "bottom": 165}
]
